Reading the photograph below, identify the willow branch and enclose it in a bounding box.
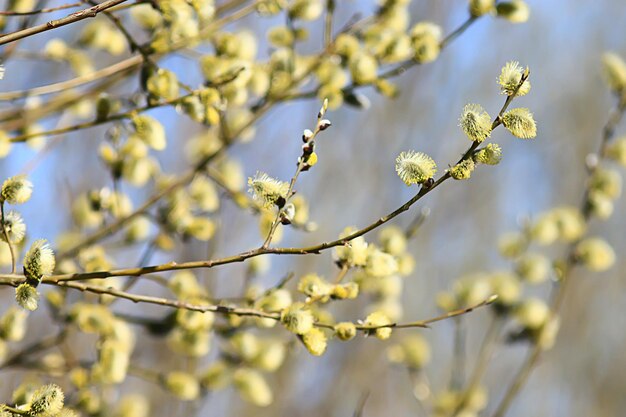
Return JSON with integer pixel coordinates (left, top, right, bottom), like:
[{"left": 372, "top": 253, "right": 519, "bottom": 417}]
[
  {"left": 0, "top": 0, "right": 130, "bottom": 46},
  {"left": 8, "top": 91, "right": 196, "bottom": 143},
  {"left": 0, "top": 55, "right": 142, "bottom": 101},
  {"left": 315, "top": 295, "right": 497, "bottom": 331},
  {"left": 490, "top": 93, "right": 626, "bottom": 417},
  {"left": 0, "top": 277, "right": 495, "bottom": 332}
]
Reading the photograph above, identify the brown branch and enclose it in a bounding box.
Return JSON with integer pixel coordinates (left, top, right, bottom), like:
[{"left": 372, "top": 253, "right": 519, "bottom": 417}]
[{"left": 0, "top": 0, "right": 130, "bottom": 46}]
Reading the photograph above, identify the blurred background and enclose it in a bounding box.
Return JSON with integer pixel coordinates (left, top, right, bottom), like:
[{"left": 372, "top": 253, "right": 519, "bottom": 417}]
[{"left": 1, "top": 0, "right": 626, "bottom": 416}]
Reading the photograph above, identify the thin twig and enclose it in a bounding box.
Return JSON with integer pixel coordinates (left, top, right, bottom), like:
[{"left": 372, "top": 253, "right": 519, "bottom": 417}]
[
  {"left": 450, "top": 317, "right": 466, "bottom": 390},
  {"left": 450, "top": 315, "right": 503, "bottom": 416}
]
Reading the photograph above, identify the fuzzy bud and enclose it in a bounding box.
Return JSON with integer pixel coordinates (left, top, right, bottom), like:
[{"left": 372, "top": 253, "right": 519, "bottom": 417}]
[
  {"left": 498, "top": 61, "right": 531, "bottom": 96},
  {"left": 498, "top": 231, "right": 527, "bottom": 258},
  {"left": 331, "top": 282, "right": 359, "bottom": 300},
  {"left": 449, "top": 159, "right": 475, "bottom": 180},
  {"left": 164, "top": 372, "right": 200, "bottom": 401},
  {"left": 410, "top": 22, "right": 441, "bottom": 64},
  {"left": 0, "top": 307, "right": 27, "bottom": 341},
  {"left": 146, "top": 69, "right": 179, "bottom": 101},
  {"left": 200, "top": 361, "right": 232, "bottom": 390},
  {"left": 496, "top": 1, "right": 530, "bottom": 23},
  {"left": 379, "top": 226, "right": 407, "bottom": 256},
  {"left": 489, "top": 271, "right": 521, "bottom": 306},
  {"left": 514, "top": 298, "right": 549, "bottom": 330},
  {"left": 252, "top": 341, "right": 287, "bottom": 372},
  {"left": 587, "top": 191, "right": 614, "bottom": 220},
  {"left": 460, "top": 103, "right": 492, "bottom": 143},
  {"left": 131, "top": 115, "right": 166, "bottom": 150},
  {"left": 363, "top": 311, "right": 392, "bottom": 340},
  {"left": 15, "top": 283, "right": 39, "bottom": 311},
  {"left": 280, "top": 302, "right": 314, "bottom": 334},
  {"left": 1, "top": 210, "right": 26, "bottom": 243},
  {"left": 1, "top": 175, "right": 33, "bottom": 205},
  {"left": 297, "top": 273, "right": 332, "bottom": 299},
  {"left": 301, "top": 328, "right": 327, "bottom": 356},
  {"left": 302, "top": 128, "right": 314, "bottom": 142},
  {"left": 501, "top": 108, "right": 537, "bottom": 139},
  {"left": 113, "top": 394, "right": 150, "bottom": 417},
  {"left": 233, "top": 368, "right": 273, "bottom": 407},
  {"left": 29, "top": 384, "right": 64, "bottom": 417},
  {"left": 386, "top": 334, "right": 431, "bottom": 369},
  {"left": 589, "top": 168, "right": 622, "bottom": 199},
  {"left": 334, "top": 322, "right": 357, "bottom": 341},
  {"left": 365, "top": 248, "right": 399, "bottom": 278},
  {"left": 348, "top": 52, "right": 378, "bottom": 85},
  {"left": 474, "top": 143, "right": 503, "bottom": 165},
  {"left": 395, "top": 150, "right": 437, "bottom": 185},
  {"left": 288, "top": 0, "right": 323, "bottom": 21},
  {"left": 334, "top": 227, "right": 368, "bottom": 266},
  {"left": 23, "top": 239, "right": 55, "bottom": 283},
  {"left": 601, "top": 52, "right": 626, "bottom": 92},
  {"left": 248, "top": 171, "right": 289, "bottom": 208},
  {"left": 605, "top": 136, "right": 626, "bottom": 166},
  {"left": 318, "top": 119, "right": 331, "bottom": 131},
  {"left": 469, "top": 0, "right": 495, "bottom": 17},
  {"left": 515, "top": 253, "right": 551, "bottom": 284},
  {"left": 575, "top": 237, "right": 616, "bottom": 272},
  {"left": 537, "top": 317, "right": 560, "bottom": 351},
  {"left": 318, "top": 98, "right": 329, "bottom": 118}
]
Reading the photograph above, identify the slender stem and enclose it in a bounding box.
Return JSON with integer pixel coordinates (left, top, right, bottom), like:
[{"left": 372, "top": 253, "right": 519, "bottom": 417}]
[
  {"left": 440, "top": 16, "right": 477, "bottom": 49},
  {"left": 0, "top": 405, "right": 28, "bottom": 415},
  {"left": 450, "top": 317, "right": 466, "bottom": 390},
  {"left": 8, "top": 90, "right": 198, "bottom": 143},
  {"left": 387, "top": 295, "right": 497, "bottom": 329},
  {"left": 451, "top": 316, "right": 503, "bottom": 416},
  {"left": 0, "top": 55, "right": 142, "bottom": 101},
  {"left": 262, "top": 161, "right": 305, "bottom": 248},
  {"left": 324, "top": 0, "right": 335, "bottom": 49},
  {"left": 333, "top": 263, "right": 349, "bottom": 284},
  {"left": 404, "top": 207, "right": 430, "bottom": 239}
]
